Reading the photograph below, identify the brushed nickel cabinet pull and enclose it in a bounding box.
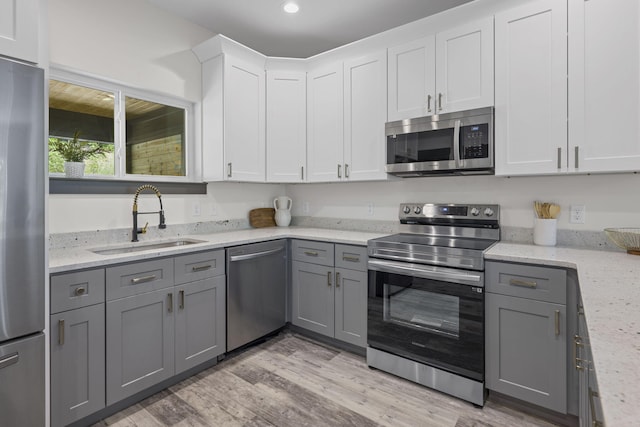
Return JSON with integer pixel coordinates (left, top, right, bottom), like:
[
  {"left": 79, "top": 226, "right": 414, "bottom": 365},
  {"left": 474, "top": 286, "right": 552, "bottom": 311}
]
[
  {"left": 168, "top": 293, "right": 173, "bottom": 313},
  {"left": 58, "top": 320, "right": 65, "bottom": 346},
  {"left": 179, "top": 290, "right": 185, "bottom": 310},
  {"left": 336, "top": 272, "right": 341, "bottom": 288},
  {"left": 427, "top": 94, "right": 432, "bottom": 112},
  {"left": 304, "top": 251, "right": 319, "bottom": 257},
  {"left": 438, "top": 93, "right": 443, "bottom": 111},
  {"left": 74, "top": 287, "right": 87, "bottom": 296},
  {"left": 192, "top": 265, "right": 212, "bottom": 272},
  {"left": 574, "top": 335, "right": 585, "bottom": 371},
  {"left": 345, "top": 164, "right": 350, "bottom": 178},
  {"left": 337, "top": 164, "right": 342, "bottom": 178},
  {"left": 0, "top": 352, "right": 19, "bottom": 370},
  {"left": 554, "top": 310, "right": 560, "bottom": 336},
  {"left": 327, "top": 271, "right": 332, "bottom": 287},
  {"left": 301, "top": 166, "right": 304, "bottom": 180},
  {"left": 131, "top": 275, "right": 156, "bottom": 284},
  {"left": 227, "top": 162, "right": 233, "bottom": 177},
  {"left": 557, "top": 147, "right": 562, "bottom": 169},
  {"left": 343, "top": 255, "right": 360, "bottom": 262},
  {"left": 574, "top": 146, "right": 579, "bottom": 169},
  {"left": 508, "top": 278, "right": 537, "bottom": 288}
]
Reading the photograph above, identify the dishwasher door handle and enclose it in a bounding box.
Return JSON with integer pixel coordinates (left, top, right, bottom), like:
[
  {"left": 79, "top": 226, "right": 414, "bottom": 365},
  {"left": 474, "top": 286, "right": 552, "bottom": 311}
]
[{"left": 229, "top": 246, "right": 285, "bottom": 262}]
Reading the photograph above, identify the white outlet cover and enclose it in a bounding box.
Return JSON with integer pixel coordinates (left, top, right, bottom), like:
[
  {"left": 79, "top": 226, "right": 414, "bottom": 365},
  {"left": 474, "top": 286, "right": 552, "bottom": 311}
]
[{"left": 570, "top": 205, "right": 585, "bottom": 224}]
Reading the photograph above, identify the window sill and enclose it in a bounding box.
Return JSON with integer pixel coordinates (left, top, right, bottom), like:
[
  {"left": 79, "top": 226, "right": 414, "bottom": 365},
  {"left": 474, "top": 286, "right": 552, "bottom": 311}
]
[{"left": 49, "top": 177, "right": 207, "bottom": 195}]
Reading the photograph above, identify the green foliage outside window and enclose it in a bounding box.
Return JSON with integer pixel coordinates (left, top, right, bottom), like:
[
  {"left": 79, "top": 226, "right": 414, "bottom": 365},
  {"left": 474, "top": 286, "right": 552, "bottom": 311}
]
[{"left": 48, "top": 137, "right": 115, "bottom": 175}]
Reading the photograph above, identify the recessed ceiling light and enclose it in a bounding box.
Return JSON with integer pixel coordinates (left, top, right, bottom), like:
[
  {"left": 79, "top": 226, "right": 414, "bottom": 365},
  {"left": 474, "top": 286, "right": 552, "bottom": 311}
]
[{"left": 283, "top": 2, "right": 299, "bottom": 14}]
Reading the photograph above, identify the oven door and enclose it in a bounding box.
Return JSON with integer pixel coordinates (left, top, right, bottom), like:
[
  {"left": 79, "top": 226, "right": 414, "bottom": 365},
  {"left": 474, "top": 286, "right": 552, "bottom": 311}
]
[{"left": 367, "top": 259, "right": 484, "bottom": 381}]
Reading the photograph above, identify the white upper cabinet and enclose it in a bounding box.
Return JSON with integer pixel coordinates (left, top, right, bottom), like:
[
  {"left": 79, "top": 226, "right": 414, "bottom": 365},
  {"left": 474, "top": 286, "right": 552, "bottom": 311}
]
[
  {"left": 388, "top": 17, "right": 493, "bottom": 121},
  {"left": 307, "top": 63, "right": 344, "bottom": 182},
  {"left": 196, "top": 36, "right": 266, "bottom": 182},
  {"left": 223, "top": 57, "right": 266, "bottom": 182},
  {"left": 495, "top": 0, "right": 567, "bottom": 176},
  {"left": 344, "top": 51, "right": 388, "bottom": 181},
  {"left": 569, "top": 0, "right": 640, "bottom": 173},
  {"left": 387, "top": 37, "right": 436, "bottom": 121},
  {"left": 435, "top": 17, "right": 494, "bottom": 114},
  {"left": 0, "top": 0, "right": 38, "bottom": 63},
  {"left": 266, "top": 71, "right": 306, "bottom": 183}
]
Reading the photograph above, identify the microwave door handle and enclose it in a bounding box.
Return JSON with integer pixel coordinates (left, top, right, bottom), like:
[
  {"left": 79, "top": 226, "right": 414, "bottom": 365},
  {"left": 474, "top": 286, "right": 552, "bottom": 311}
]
[{"left": 453, "top": 119, "right": 462, "bottom": 168}]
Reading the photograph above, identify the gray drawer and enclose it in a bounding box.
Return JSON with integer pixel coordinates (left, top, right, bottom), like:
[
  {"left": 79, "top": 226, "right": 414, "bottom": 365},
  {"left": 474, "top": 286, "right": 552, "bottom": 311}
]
[
  {"left": 51, "top": 269, "right": 105, "bottom": 314},
  {"left": 106, "top": 258, "right": 174, "bottom": 301},
  {"left": 174, "top": 250, "right": 224, "bottom": 284},
  {"left": 486, "top": 261, "right": 567, "bottom": 304},
  {"left": 335, "top": 244, "right": 367, "bottom": 271},
  {"left": 292, "top": 240, "right": 334, "bottom": 266}
]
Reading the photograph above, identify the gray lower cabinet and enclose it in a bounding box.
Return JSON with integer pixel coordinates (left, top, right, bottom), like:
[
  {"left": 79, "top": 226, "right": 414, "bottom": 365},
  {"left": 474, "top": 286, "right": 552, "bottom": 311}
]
[
  {"left": 106, "top": 251, "right": 226, "bottom": 406},
  {"left": 486, "top": 261, "right": 568, "bottom": 414},
  {"left": 50, "top": 268, "right": 106, "bottom": 427},
  {"left": 175, "top": 276, "right": 226, "bottom": 373},
  {"left": 106, "top": 287, "right": 175, "bottom": 405},
  {"left": 576, "top": 299, "right": 605, "bottom": 427},
  {"left": 291, "top": 240, "right": 367, "bottom": 347}
]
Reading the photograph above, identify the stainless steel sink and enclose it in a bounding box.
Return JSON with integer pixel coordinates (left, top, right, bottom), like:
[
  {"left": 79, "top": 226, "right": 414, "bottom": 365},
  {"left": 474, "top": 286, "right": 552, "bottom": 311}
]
[{"left": 91, "top": 238, "right": 207, "bottom": 255}]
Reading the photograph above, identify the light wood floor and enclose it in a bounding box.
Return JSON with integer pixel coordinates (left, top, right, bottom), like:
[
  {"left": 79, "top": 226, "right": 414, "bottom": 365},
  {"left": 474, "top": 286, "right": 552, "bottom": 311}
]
[{"left": 94, "top": 332, "right": 561, "bottom": 427}]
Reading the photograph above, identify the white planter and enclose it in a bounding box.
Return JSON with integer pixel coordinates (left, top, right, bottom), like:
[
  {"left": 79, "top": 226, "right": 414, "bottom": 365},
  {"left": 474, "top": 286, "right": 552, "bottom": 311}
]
[{"left": 64, "top": 161, "right": 85, "bottom": 178}]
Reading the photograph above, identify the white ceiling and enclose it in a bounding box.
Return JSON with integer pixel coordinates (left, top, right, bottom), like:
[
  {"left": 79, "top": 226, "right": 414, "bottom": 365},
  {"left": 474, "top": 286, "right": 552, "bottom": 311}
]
[{"left": 146, "top": 0, "right": 474, "bottom": 58}]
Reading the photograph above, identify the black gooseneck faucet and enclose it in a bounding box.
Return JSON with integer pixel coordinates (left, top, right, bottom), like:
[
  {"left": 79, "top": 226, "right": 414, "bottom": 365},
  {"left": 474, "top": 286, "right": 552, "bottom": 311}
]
[{"left": 132, "top": 184, "right": 167, "bottom": 242}]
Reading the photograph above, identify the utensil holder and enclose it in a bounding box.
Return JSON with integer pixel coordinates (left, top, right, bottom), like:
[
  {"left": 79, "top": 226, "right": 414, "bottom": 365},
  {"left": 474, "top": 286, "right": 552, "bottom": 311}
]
[{"left": 533, "top": 218, "right": 557, "bottom": 246}]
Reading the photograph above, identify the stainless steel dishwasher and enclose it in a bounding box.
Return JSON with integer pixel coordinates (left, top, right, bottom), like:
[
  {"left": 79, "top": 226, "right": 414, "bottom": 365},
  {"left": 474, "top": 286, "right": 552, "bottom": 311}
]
[{"left": 226, "top": 240, "right": 287, "bottom": 351}]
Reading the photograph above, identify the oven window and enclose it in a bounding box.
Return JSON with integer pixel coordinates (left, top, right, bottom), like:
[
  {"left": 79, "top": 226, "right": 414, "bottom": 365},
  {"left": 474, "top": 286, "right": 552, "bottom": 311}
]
[{"left": 384, "top": 286, "right": 460, "bottom": 338}]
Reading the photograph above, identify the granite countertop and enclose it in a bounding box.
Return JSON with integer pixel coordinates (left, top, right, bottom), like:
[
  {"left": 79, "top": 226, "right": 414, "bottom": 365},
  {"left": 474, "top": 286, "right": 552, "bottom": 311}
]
[
  {"left": 49, "top": 226, "right": 386, "bottom": 273},
  {"left": 486, "top": 243, "right": 640, "bottom": 426},
  {"left": 50, "top": 228, "right": 638, "bottom": 425}
]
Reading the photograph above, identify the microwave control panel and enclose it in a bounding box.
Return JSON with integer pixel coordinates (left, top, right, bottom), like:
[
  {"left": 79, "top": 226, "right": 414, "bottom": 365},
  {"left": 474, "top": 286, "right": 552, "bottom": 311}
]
[{"left": 460, "top": 123, "right": 489, "bottom": 159}]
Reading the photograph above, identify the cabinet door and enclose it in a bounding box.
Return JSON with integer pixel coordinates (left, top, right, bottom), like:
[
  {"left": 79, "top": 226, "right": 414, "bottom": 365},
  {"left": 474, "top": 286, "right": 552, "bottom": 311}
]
[
  {"left": 106, "top": 289, "right": 174, "bottom": 405},
  {"left": 0, "top": 0, "right": 38, "bottom": 63},
  {"left": 224, "top": 56, "right": 266, "bottom": 182},
  {"left": 50, "top": 305, "right": 105, "bottom": 427},
  {"left": 334, "top": 268, "right": 367, "bottom": 347},
  {"left": 569, "top": 0, "right": 640, "bottom": 173},
  {"left": 266, "top": 71, "right": 307, "bottom": 182},
  {"left": 344, "top": 51, "right": 388, "bottom": 181},
  {"left": 175, "top": 276, "right": 226, "bottom": 373},
  {"left": 307, "top": 63, "right": 344, "bottom": 182},
  {"left": 435, "top": 17, "right": 494, "bottom": 113},
  {"left": 495, "top": 0, "right": 567, "bottom": 176},
  {"left": 387, "top": 36, "right": 436, "bottom": 121},
  {"left": 486, "top": 293, "right": 567, "bottom": 413},
  {"left": 291, "top": 261, "right": 334, "bottom": 337}
]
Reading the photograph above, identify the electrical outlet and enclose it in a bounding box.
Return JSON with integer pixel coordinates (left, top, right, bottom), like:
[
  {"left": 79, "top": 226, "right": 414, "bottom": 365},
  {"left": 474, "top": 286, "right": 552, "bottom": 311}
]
[
  {"left": 209, "top": 203, "right": 217, "bottom": 216},
  {"left": 302, "top": 201, "right": 310, "bottom": 215},
  {"left": 570, "top": 205, "right": 585, "bottom": 224},
  {"left": 367, "top": 202, "right": 375, "bottom": 216},
  {"left": 192, "top": 201, "right": 201, "bottom": 217}
]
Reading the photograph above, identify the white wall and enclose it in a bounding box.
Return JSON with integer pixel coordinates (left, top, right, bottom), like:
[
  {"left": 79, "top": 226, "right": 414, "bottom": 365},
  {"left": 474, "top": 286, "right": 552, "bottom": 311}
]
[
  {"left": 46, "top": 0, "right": 287, "bottom": 234},
  {"left": 287, "top": 173, "right": 640, "bottom": 231}
]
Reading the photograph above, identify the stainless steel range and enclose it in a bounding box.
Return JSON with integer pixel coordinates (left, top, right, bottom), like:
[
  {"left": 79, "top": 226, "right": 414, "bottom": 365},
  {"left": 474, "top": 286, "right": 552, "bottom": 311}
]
[{"left": 366, "top": 203, "right": 500, "bottom": 406}]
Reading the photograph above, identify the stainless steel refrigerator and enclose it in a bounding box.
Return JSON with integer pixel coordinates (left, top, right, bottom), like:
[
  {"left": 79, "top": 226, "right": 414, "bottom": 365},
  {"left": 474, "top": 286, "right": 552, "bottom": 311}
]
[{"left": 0, "top": 57, "right": 45, "bottom": 426}]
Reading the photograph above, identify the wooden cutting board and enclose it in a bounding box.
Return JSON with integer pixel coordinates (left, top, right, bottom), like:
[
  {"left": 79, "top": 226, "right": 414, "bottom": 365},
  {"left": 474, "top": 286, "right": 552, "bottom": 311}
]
[{"left": 249, "top": 208, "right": 276, "bottom": 228}]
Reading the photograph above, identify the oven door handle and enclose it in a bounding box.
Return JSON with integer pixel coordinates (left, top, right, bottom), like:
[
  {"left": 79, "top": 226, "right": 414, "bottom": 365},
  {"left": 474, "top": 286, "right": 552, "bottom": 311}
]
[{"left": 368, "top": 259, "right": 483, "bottom": 286}]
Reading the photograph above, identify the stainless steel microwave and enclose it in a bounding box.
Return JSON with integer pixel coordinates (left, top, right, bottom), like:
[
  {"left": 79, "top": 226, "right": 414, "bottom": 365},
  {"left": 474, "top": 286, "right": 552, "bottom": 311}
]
[{"left": 385, "top": 107, "right": 494, "bottom": 177}]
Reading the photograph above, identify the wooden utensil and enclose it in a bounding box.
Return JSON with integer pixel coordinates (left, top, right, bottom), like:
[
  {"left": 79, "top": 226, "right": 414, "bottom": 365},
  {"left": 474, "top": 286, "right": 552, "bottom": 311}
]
[
  {"left": 249, "top": 208, "right": 276, "bottom": 228},
  {"left": 549, "top": 204, "right": 560, "bottom": 219}
]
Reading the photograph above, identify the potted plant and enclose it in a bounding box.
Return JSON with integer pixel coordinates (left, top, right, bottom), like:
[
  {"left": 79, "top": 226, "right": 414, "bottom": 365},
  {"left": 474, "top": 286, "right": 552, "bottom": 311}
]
[{"left": 49, "top": 130, "right": 108, "bottom": 178}]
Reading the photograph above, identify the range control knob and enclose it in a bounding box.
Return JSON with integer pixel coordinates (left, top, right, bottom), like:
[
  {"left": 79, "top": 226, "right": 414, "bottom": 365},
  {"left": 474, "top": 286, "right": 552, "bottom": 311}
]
[
  {"left": 403, "top": 205, "right": 411, "bottom": 214},
  {"left": 414, "top": 206, "right": 422, "bottom": 215},
  {"left": 470, "top": 207, "right": 480, "bottom": 216},
  {"left": 484, "top": 207, "right": 494, "bottom": 217}
]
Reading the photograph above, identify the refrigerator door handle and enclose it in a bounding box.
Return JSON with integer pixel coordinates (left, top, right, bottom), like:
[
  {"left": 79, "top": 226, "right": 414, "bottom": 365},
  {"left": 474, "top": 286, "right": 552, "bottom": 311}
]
[{"left": 0, "top": 352, "right": 19, "bottom": 370}]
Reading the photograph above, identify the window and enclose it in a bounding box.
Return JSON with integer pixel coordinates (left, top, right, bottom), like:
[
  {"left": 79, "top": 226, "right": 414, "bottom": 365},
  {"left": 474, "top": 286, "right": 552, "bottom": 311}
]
[{"left": 48, "top": 68, "right": 196, "bottom": 181}]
